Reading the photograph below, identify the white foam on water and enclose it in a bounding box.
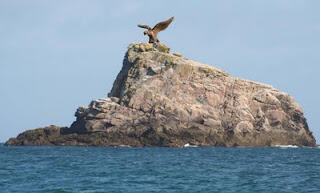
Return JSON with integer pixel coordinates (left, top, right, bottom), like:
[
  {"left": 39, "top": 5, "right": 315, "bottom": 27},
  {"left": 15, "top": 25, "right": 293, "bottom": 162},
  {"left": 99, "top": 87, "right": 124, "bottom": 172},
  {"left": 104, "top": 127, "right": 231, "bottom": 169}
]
[
  {"left": 273, "top": 145, "right": 299, "bottom": 148},
  {"left": 183, "top": 143, "right": 198, "bottom": 147}
]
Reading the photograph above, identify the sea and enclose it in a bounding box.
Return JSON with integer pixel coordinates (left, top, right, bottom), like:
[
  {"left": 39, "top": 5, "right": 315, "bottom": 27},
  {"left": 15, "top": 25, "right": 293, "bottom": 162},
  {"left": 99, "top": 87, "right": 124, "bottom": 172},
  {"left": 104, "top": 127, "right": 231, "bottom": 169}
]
[{"left": 0, "top": 144, "right": 319, "bottom": 193}]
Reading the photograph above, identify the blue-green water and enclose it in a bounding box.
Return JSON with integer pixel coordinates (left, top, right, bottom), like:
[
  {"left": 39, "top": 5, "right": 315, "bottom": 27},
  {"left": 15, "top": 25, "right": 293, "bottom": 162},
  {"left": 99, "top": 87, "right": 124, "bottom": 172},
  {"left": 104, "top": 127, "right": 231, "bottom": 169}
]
[{"left": 0, "top": 145, "right": 319, "bottom": 193}]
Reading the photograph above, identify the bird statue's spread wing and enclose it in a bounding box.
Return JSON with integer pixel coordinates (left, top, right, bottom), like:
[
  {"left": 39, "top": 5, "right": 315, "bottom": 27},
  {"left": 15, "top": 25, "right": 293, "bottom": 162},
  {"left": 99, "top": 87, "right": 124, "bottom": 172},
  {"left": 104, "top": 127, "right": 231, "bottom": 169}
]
[
  {"left": 152, "top": 17, "right": 174, "bottom": 34},
  {"left": 137, "top": 25, "right": 151, "bottom": 30}
]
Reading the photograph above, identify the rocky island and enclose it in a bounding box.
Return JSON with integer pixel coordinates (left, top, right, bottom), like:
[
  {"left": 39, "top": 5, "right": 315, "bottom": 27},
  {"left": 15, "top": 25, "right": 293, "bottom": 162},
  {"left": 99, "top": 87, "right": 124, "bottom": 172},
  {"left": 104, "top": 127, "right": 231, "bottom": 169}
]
[{"left": 5, "top": 43, "right": 316, "bottom": 147}]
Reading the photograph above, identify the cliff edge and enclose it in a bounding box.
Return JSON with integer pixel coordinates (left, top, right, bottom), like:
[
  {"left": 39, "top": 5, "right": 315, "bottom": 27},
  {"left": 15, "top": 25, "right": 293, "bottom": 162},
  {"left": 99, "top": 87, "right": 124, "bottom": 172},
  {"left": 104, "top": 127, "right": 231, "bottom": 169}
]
[{"left": 5, "top": 43, "right": 316, "bottom": 147}]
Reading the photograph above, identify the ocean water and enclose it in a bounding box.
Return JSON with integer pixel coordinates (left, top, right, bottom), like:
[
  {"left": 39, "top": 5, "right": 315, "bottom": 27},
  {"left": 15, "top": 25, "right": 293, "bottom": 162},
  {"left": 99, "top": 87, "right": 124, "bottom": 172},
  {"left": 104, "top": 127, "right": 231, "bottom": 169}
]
[{"left": 0, "top": 144, "right": 319, "bottom": 193}]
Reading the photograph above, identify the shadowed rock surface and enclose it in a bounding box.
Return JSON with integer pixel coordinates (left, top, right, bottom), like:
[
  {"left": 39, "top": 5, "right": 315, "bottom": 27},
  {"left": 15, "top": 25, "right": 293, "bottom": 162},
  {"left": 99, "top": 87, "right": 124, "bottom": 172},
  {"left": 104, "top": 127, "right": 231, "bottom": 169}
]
[{"left": 5, "top": 43, "right": 316, "bottom": 147}]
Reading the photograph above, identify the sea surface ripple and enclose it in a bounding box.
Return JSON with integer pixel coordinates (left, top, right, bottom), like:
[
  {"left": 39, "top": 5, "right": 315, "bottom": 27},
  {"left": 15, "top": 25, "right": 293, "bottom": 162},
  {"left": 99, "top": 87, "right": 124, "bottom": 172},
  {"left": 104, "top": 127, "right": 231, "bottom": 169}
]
[{"left": 0, "top": 145, "right": 319, "bottom": 193}]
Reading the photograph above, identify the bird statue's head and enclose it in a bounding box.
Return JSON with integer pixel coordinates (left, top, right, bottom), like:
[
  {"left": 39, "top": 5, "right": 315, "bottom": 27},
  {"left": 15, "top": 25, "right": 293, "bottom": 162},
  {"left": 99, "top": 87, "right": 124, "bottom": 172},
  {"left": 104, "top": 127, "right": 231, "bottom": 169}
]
[{"left": 143, "top": 31, "right": 148, "bottom": 35}]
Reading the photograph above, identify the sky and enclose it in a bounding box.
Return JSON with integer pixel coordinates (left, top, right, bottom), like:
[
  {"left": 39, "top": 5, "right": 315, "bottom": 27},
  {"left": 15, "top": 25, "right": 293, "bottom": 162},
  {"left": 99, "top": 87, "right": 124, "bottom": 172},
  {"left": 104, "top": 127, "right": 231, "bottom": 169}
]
[{"left": 0, "top": 0, "right": 319, "bottom": 143}]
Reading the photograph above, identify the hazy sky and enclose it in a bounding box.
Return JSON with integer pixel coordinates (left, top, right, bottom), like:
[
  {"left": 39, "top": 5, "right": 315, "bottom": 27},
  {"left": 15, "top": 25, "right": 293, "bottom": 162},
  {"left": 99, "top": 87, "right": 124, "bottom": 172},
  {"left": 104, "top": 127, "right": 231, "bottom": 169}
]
[{"left": 1, "top": 0, "right": 319, "bottom": 143}]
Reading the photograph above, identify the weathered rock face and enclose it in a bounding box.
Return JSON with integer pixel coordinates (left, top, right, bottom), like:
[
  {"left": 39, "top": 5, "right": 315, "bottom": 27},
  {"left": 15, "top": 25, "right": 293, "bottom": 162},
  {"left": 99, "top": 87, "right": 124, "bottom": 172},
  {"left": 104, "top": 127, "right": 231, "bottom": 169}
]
[{"left": 5, "top": 43, "right": 316, "bottom": 147}]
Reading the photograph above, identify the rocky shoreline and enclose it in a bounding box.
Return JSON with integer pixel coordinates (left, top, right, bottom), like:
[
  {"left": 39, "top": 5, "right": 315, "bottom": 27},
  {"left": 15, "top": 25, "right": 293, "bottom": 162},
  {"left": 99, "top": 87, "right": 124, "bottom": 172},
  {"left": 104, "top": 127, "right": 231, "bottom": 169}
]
[{"left": 5, "top": 43, "right": 316, "bottom": 147}]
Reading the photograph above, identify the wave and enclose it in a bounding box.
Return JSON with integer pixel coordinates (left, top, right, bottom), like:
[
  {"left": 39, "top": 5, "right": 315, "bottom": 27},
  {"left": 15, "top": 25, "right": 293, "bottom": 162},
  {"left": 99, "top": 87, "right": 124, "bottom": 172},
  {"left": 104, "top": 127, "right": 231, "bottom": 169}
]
[
  {"left": 183, "top": 143, "right": 198, "bottom": 147},
  {"left": 273, "top": 145, "right": 299, "bottom": 148}
]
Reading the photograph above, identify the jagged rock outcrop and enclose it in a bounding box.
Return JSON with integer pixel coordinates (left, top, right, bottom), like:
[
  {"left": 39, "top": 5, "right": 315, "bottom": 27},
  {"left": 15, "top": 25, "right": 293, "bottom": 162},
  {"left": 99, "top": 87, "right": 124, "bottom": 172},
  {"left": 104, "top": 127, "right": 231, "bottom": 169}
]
[{"left": 5, "top": 43, "right": 316, "bottom": 147}]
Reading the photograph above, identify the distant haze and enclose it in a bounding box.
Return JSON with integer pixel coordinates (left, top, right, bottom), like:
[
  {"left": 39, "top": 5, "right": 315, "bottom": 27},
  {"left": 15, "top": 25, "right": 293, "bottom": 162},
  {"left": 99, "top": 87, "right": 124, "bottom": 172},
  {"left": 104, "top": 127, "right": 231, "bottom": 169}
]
[{"left": 0, "top": 0, "right": 319, "bottom": 143}]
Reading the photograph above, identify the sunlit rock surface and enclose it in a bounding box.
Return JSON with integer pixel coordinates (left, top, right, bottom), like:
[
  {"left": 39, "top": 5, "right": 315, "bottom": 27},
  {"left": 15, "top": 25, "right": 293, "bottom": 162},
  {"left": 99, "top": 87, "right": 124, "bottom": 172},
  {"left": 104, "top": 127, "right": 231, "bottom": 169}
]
[{"left": 5, "top": 43, "right": 316, "bottom": 147}]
